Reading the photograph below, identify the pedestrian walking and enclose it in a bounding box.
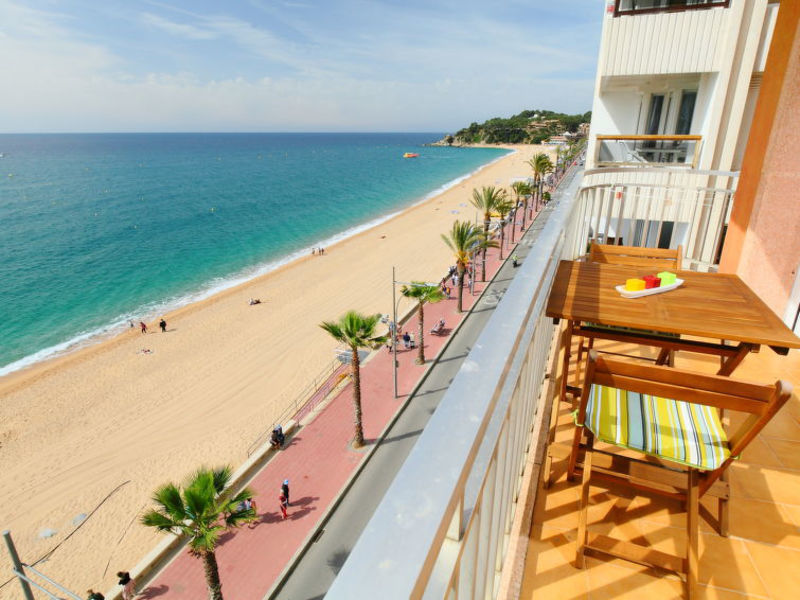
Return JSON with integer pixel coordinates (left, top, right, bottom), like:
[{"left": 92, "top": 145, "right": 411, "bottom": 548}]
[
  {"left": 128, "top": 320, "right": 135, "bottom": 329},
  {"left": 282, "top": 479, "right": 290, "bottom": 505},
  {"left": 139, "top": 321, "right": 147, "bottom": 334},
  {"left": 279, "top": 491, "right": 289, "bottom": 519},
  {"left": 116, "top": 571, "right": 135, "bottom": 600},
  {"left": 159, "top": 318, "right": 167, "bottom": 333}
]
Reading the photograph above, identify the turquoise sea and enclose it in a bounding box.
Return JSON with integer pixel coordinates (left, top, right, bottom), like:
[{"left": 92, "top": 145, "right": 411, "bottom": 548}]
[{"left": 0, "top": 133, "right": 510, "bottom": 374}]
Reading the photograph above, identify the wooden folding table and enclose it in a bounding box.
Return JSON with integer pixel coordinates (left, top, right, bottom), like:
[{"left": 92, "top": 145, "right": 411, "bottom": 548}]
[{"left": 546, "top": 261, "right": 800, "bottom": 401}]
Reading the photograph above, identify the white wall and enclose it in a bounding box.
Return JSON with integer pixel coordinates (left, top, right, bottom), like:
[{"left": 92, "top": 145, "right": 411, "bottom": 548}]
[{"left": 600, "top": 6, "right": 729, "bottom": 77}]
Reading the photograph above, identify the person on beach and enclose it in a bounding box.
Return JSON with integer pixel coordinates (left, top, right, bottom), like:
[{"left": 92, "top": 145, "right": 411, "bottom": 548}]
[
  {"left": 270, "top": 425, "right": 285, "bottom": 449},
  {"left": 116, "top": 571, "right": 135, "bottom": 600},
  {"left": 159, "top": 318, "right": 167, "bottom": 333},
  {"left": 139, "top": 321, "right": 147, "bottom": 334},
  {"left": 87, "top": 590, "right": 105, "bottom": 600},
  {"left": 320, "top": 247, "right": 325, "bottom": 255},
  {"left": 282, "top": 479, "right": 290, "bottom": 505},
  {"left": 128, "top": 320, "right": 134, "bottom": 329},
  {"left": 312, "top": 247, "right": 316, "bottom": 255},
  {"left": 279, "top": 491, "right": 289, "bottom": 519}
]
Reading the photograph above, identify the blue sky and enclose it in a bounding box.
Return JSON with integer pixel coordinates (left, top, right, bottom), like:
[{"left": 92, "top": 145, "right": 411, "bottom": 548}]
[{"left": 0, "top": 0, "right": 603, "bottom": 133}]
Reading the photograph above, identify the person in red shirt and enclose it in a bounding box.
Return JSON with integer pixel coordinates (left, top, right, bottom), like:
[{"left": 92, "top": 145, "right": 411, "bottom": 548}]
[{"left": 279, "top": 491, "right": 289, "bottom": 519}]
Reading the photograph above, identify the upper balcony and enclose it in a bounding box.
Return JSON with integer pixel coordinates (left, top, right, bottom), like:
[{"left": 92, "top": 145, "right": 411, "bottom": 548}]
[
  {"left": 596, "top": 134, "right": 702, "bottom": 168},
  {"left": 599, "top": 0, "right": 732, "bottom": 78}
]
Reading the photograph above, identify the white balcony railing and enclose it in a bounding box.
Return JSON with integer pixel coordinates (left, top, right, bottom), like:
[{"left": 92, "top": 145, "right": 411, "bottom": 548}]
[
  {"left": 579, "top": 167, "right": 737, "bottom": 270},
  {"left": 325, "top": 167, "right": 736, "bottom": 599},
  {"left": 596, "top": 135, "right": 703, "bottom": 168}
]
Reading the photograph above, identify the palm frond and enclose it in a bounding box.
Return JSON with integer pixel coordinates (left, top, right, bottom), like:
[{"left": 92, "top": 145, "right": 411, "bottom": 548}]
[
  {"left": 211, "top": 466, "right": 232, "bottom": 494},
  {"left": 152, "top": 483, "right": 187, "bottom": 521},
  {"left": 321, "top": 311, "right": 387, "bottom": 350},
  {"left": 141, "top": 509, "right": 180, "bottom": 532}
]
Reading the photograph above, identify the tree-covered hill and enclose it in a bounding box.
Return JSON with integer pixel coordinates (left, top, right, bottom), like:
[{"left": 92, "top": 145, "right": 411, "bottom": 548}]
[{"left": 449, "top": 109, "right": 591, "bottom": 145}]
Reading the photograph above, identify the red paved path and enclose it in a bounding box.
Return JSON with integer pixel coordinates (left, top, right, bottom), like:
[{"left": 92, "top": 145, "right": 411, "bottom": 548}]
[{"left": 139, "top": 206, "right": 542, "bottom": 599}]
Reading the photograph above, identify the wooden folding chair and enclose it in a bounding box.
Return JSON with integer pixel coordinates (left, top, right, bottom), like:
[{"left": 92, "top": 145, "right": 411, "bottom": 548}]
[
  {"left": 588, "top": 242, "right": 683, "bottom": 270},
  {"left": 571, "top": 351, "right": 792, "bottom": 598},
  {"left": 576, "top": 242, "right": 683, "bottom": 366}
]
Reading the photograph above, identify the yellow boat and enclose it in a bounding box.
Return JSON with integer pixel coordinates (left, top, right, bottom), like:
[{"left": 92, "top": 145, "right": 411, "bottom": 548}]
[{"left": 403, "top": 152, "right": 419, "bottom": 158}]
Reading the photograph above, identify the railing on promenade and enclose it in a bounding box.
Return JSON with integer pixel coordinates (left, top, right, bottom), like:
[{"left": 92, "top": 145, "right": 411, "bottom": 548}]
[
  {"left": 246, "top": 358, "right": 347, "bottom": 457},
  {"left": 578, "top": 167, "right": 738, "bottom": 271},
  {"left": 596, "top": 135, "right": 702, "bottom": 168},
  {"left": 326, "top": 169, "right": 588, "bottom": 600}
]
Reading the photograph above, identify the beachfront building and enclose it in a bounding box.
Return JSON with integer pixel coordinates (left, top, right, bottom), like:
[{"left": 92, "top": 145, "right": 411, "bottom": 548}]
[
  {"left": 326, "top": 1, "right": 800, "bottom": 599},
  {"left": 582, "top": 0, "right": 780, "bottom": 270}
]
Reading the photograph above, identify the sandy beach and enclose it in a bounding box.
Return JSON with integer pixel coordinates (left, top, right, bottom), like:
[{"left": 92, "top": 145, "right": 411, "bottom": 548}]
[{"left": 0, "top": 144, "right": 555, "bottom": 597}]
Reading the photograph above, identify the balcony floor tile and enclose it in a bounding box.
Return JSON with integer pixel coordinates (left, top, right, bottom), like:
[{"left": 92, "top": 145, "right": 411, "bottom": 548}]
[{"left": 521, "top": 335, "right": 800, "bottom": 599}]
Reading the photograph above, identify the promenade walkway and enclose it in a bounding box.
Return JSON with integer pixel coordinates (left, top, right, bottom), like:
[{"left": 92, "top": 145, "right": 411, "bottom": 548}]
[{"left": 137, "top": 194, "right": 556, "bottom": 599}]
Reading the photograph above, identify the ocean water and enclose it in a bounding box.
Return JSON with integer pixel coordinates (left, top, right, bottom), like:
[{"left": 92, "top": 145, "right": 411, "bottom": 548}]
[{"left": 0, "top": 133, "right": 510, "bottom": 374}]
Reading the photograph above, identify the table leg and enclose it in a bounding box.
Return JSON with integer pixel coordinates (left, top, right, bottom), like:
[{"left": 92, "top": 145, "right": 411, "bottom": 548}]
[
  {"left": 716, "top": 343, "right": 755, "bottom": 376},
  {"left": 561, "top": 320, "right": 575, "bottom": 403}
]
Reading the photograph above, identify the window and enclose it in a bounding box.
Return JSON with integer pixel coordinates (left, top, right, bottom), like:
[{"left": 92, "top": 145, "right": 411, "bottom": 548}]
[
  {"left": 615, "top": 1, "right": 729, "bottom": 17},
  {"left": 675, "top": 91, "right": 697, "bottom": 135},
  {"left": 646, "top": 95, "right": 665, "bottom": 135}
]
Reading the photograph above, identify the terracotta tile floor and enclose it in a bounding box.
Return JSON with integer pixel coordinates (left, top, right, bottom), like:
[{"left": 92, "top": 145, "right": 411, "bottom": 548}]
[{"left": 521, "top": 338, "right": 800, "bottom": 600}]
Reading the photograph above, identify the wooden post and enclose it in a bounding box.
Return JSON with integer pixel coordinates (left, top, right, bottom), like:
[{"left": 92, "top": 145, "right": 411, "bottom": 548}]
[
  {"left": 576, "top": 436, "right": 593, "bottom": 569},
  {"left": 686, "top": 469, "right": 699, "bottom": 599}
]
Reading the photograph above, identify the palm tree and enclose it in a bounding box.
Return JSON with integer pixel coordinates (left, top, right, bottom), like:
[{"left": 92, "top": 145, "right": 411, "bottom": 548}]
[
  {"left": 527, "top": 153, "right": 553, "bottom": 212},
  {"left": 441, "top": 221, "right": 482, "bottom": 313},
  {"left": 510, "top": 180, "right": 532, "bottom": 234},
  {"left": 471, "top": 231, "right": 500, "bottom": 287},
  {"left": 494, "top": 196, "right": 515, "bottom": 260},
  {"left": 400, "top": 282, "right": 446, "bottom": 365},
  {"left": 141, "top": 466, "right": 256, "bottom": 600},
  {"left": 470, "top": 186, "right": 508, "bottom": 281},
  {"left": 320, "top": 311, "right": 386, "bottom": 448}
]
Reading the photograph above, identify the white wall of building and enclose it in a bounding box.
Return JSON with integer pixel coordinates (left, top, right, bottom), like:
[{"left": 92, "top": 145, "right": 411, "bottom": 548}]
[{"left": 585, "top": 0, "right": 777, "bottom": 177}]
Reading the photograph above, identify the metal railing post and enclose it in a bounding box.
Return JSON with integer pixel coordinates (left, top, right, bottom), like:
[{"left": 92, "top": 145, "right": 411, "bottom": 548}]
[{"left": 3, "top": 531, "right": 35, "bottom": 600}]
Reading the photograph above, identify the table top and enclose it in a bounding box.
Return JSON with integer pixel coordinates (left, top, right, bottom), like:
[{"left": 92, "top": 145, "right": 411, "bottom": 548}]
[{"left": 546, "top": 261, "right": 800, "bottom": 350}]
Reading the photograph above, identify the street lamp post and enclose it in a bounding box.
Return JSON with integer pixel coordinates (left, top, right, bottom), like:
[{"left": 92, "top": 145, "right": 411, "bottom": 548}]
[
  {"left": 390, "top": 272, "right": 439, "bottom": 399},
  {"left": 392, "top": 267, "right": 398, "bottom": 398},
  {"left": 3, "top": 531, "right": 34, "bottom": 600}
]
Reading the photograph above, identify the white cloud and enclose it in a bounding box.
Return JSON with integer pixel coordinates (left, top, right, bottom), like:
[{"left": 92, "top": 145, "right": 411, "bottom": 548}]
[
  {"left": 140, "top": 12, "right": 218, "bottom": 40},
  {"left": 0, "top": 0, "right": 600, "bottom": 132}
]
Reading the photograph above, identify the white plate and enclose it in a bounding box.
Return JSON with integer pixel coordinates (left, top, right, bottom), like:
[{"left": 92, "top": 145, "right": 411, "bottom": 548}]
[{"left": 615, "top": 278, "right": 684, "bottom": 298}]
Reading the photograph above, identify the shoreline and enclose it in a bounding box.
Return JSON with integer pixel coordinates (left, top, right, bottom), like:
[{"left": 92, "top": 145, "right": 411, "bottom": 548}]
[
  {"left": 0, "top": 143, "right": 554, "bottom": 597},
  {"left": 0, "top": 147, "right": 513, "bottom": 384}
]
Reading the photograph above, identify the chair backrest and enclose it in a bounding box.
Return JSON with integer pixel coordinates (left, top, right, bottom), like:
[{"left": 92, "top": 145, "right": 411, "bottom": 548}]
[
  {"left": 578, "top": 351, "right": 792, "bottom": 494},
  {"left": 589, "top": 242, "right": 683, "bottom": 270}
]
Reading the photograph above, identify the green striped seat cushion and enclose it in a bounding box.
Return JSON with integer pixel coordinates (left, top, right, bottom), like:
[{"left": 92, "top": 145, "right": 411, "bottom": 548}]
[{"left": 584, "top": 384, "right": 730, "bottom": 471}]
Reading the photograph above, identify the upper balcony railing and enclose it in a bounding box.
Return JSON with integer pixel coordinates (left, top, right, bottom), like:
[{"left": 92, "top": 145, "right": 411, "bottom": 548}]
[
  {"left": 613, "top": 0, "right": 730, "bottom": 17},
  {"left": 596, "top": 135, "right": 703, "bottom": 168}
]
